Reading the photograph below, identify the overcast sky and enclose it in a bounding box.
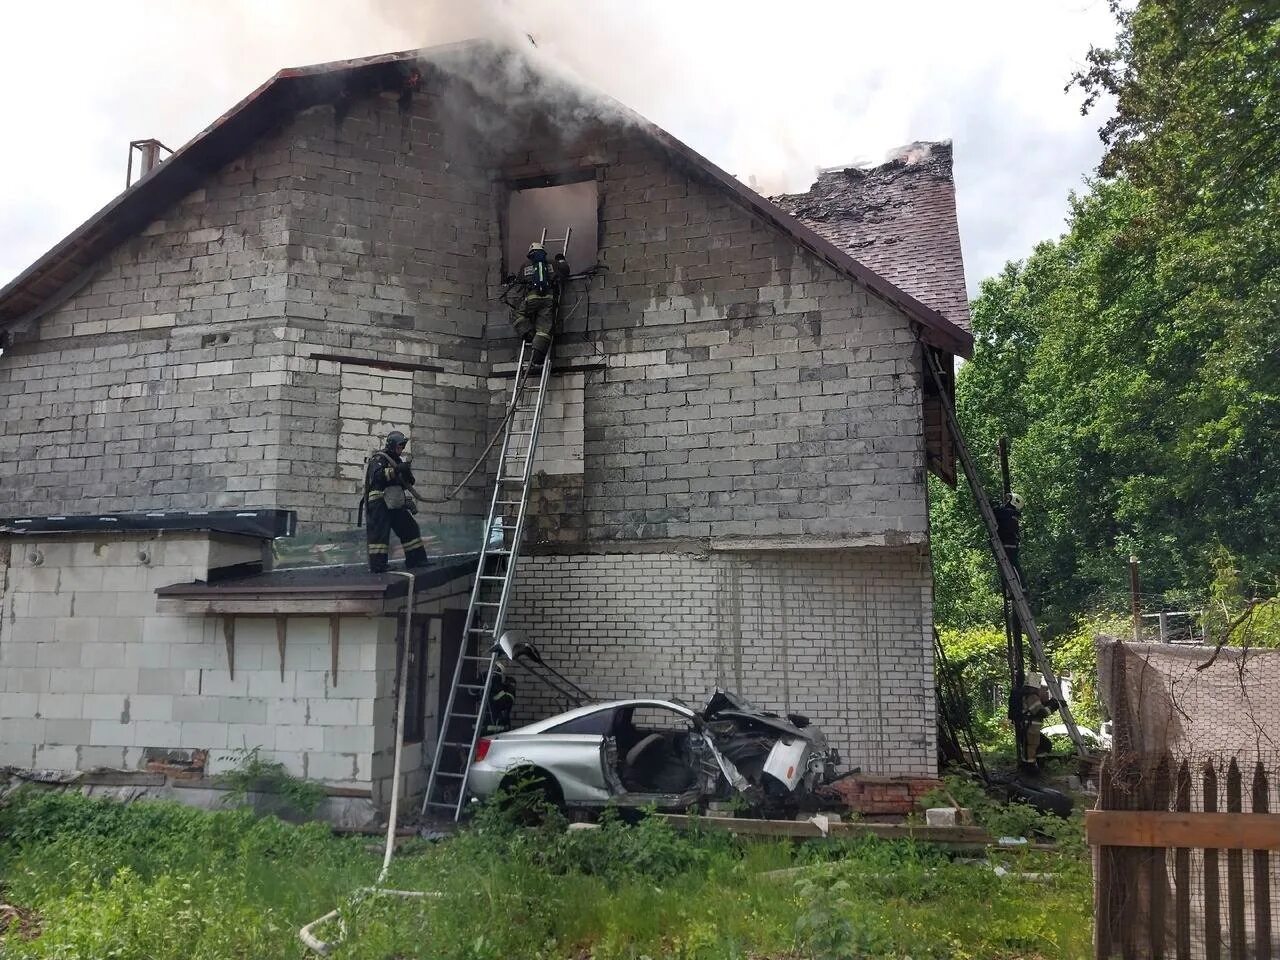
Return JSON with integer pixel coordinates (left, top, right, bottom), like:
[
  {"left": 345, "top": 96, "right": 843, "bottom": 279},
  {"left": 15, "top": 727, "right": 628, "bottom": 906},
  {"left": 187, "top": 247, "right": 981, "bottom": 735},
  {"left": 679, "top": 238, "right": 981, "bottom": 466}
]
[{"left": 0, "top": 0, "right": 1117, "bottom": 300}]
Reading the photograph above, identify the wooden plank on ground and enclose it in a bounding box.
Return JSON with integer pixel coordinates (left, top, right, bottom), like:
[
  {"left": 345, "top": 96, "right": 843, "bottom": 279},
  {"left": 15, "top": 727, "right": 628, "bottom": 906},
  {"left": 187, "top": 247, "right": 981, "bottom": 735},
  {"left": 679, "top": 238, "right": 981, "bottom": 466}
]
[
  {"left": 659, "top": 814, "right": 993, "bottom": 845},
  {"left": 1086, "top": 811, "right": 1280, "bottom": 851},
  {"left": 81, "top": 772, "right": 167, "bottom": 787}
]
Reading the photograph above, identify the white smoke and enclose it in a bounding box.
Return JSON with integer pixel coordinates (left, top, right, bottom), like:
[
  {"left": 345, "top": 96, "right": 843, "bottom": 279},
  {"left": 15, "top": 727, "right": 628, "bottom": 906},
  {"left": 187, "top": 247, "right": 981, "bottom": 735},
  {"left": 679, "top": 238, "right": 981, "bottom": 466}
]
[{"left": 0, "top": 0, "right": 1118, "bottom": 292}]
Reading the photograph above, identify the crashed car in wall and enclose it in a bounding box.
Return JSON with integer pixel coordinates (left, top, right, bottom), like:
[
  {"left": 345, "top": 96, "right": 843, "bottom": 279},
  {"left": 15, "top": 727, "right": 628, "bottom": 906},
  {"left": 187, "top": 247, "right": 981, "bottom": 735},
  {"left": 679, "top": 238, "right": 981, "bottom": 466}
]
[{"left": 466, "top": 690, "right": 843, "bottom": 816}]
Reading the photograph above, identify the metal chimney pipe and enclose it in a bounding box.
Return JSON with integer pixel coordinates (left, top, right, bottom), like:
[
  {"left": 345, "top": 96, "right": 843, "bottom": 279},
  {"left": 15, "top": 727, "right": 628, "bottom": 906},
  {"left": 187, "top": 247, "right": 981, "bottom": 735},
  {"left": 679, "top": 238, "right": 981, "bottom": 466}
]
[{"left": 126, "top": 139, "right": 173, "bottom": 188}]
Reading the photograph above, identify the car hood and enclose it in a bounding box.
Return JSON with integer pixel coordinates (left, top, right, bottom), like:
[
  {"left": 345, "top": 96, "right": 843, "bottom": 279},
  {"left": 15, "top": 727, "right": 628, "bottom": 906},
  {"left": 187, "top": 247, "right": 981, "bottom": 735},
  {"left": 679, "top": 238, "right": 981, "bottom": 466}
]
[{"left": 700, "top": 689, "right": 824, "bottom": 745}]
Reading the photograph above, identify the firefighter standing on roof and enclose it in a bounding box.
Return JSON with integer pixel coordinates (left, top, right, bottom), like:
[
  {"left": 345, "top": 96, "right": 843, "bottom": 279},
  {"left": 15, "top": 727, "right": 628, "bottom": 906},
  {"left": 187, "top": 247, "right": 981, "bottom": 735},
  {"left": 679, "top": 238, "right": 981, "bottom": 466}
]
[
  {"left": 510, "top": 241, "right": 570, "bottom": 364},
  {"left": 364, "top": 430, "right": 429, "bottom": 573}
]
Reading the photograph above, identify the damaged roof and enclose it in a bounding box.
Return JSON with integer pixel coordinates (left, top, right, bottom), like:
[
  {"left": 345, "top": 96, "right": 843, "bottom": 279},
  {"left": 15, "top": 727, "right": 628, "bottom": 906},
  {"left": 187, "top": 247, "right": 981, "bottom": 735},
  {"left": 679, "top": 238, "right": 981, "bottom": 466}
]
[
  {"left": 772, "top": 143, "right": 971, "bottom": 329},
  {"left": 0, "top": 43, "right": 972, "bottom": 357}
]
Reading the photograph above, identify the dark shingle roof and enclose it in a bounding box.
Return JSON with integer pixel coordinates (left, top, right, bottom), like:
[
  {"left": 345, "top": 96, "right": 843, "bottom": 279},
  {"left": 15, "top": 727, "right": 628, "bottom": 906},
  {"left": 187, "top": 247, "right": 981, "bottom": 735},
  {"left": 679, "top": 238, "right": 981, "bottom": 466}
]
[{"left": 772, "top": 142, "right": 970, "bottom": 329}]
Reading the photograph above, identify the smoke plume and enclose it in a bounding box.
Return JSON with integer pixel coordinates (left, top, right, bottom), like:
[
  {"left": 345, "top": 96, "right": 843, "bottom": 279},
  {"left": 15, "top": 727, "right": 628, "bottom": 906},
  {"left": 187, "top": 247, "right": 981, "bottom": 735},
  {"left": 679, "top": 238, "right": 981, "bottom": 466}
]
[{"left": 1, "top": 0, "right": 1118, "bottom": 293}]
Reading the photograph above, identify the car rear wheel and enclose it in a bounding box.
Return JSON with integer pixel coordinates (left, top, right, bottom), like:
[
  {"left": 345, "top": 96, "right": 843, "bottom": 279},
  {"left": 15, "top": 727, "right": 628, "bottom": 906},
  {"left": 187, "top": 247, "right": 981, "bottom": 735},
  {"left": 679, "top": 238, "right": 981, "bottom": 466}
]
[{"left": 498, "top": 766, "right": 564, "bottom": 824}]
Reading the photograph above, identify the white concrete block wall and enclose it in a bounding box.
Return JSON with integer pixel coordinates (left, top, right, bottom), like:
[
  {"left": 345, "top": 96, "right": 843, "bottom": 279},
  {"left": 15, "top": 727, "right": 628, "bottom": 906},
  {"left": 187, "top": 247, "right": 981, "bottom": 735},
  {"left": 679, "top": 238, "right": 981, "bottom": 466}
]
[
  {"left": 532, "top": 372, "right": 585, "bottom": 476},
  {"left": 0, "top": 533, "right": 401, "bottom": 794},
  {"left": 505, "top": 547, "right": 936, "bottom": 777}
]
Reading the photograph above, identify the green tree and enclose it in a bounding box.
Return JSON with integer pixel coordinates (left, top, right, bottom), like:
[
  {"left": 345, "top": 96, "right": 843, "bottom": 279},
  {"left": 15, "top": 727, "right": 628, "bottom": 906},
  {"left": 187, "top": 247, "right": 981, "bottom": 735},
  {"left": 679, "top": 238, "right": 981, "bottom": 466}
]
[{"left": 932, "top": 0, "right": 1279, "bottom": 631}]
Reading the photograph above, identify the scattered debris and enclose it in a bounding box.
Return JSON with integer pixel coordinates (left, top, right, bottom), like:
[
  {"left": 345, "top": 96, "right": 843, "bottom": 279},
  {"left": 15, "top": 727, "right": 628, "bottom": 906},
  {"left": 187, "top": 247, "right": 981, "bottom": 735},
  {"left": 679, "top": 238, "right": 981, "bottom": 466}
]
[{"left": 0, "top": 901, "right": 41, "bottom": 940}]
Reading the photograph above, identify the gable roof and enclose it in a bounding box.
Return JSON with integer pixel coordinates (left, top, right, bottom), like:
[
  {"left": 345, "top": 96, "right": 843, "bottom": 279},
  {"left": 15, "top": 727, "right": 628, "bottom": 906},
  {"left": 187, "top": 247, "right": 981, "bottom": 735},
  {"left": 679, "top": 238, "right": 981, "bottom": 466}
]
[
  {"left": 0, "top": 44, "right": 973, "bottom": 357},
  {"left": 772, "top": 142, "right": 971, "bottom": 329}
]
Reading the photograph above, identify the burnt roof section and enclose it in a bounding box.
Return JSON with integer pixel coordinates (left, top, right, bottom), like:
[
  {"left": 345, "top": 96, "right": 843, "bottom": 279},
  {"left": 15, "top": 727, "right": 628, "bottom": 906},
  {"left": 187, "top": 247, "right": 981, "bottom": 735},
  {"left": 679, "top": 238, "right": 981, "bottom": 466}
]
[
  {"left": 0, "top": 44, "right": 972, "bottom": 357},
  {"left": 772, "top": 142, "right": 971, "bottom": 329}
]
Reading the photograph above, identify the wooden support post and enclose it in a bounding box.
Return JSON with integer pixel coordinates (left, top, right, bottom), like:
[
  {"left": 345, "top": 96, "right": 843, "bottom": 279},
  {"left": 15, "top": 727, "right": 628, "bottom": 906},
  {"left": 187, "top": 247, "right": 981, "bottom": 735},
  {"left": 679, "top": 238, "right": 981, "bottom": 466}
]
[
  {"left": 1226, "top": 759, "right": 1246, "bottom": 960},
  {"left": 1253, "top": 761, "right": 1273, "bottom": 960},
  {"left": 1148, "top": 755, "right": 1170, "bottom": 959},
  {"left": 1175, "top": 760, "right": 1192, "bottom": 960},
  {"left": 920, "top": 347, "right": 1086, "bottom": 754},
  {"left": 1096, "top": 754, "right": 1118, "bottom": 960},
  {"left": 1129, "top": 555, "right": 1142, "bottom": 642},
  {"left": 276, "top": 615, "right": 287, "bottom": 681},
  {"left": 1205, "top": 763, "right": 1222, "bottom": 960},
  {"left": 223, "top": 616, "right": 235, "bottom": 680},
  {"left": 330, "top": 615, "right": 340, "bottom": 687}
]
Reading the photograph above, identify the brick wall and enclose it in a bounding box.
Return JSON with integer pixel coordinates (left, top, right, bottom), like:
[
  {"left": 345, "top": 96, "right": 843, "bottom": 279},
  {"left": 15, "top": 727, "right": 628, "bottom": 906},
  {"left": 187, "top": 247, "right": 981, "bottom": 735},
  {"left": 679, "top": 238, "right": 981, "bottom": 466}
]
[
  {"left": 0, "top": 129, "right": 300, "bottom": 516},
  {"left": 2, "top": 88, "right": 930, "bottom": 547},
  {"left": 504, "top": 547, "right": 936, "bottom": 777},
  {"left": 264, "top": 91, "right": 500, "bottom": 529},
  {"left": 0, "top": 533, "right": 400, "bottom": 792},
  {"left": 488, "top": 127, "right": 930, "bottom": 546},
  {"left": 337, "top": 366, "right": 414, "bottom": 501}
]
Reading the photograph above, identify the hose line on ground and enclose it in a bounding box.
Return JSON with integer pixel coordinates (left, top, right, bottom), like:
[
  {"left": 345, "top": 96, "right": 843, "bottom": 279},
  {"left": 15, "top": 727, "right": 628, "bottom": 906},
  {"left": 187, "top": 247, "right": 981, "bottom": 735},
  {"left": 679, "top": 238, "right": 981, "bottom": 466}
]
[{"left": 298, "top": 571, "right": 438, "bottom": 956}]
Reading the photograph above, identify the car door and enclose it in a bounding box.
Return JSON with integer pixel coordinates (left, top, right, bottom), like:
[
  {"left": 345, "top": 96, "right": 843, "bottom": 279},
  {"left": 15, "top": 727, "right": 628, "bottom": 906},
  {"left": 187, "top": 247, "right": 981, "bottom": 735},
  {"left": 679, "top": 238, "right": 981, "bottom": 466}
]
[{"left": 531, "top": 706, "right": 617, "bottom": 802}]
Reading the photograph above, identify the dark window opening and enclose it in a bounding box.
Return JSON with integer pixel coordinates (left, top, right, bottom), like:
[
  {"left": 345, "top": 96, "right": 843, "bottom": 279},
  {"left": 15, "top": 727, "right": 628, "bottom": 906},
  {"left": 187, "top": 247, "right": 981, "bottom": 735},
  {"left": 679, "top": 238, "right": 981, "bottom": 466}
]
[
  {"left": 402, "top": 616, "right": 435, "bottom": 744},
  {"left": 505, "top": 179, "right": 599, "bottom": 275}
]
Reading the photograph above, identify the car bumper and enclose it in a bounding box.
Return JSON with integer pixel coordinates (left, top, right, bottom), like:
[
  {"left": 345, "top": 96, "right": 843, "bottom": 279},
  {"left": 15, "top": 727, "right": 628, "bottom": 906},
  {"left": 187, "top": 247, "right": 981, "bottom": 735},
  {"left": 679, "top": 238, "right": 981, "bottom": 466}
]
[{"left": 465, "top": 761, "right": 506, "bottom": 801}]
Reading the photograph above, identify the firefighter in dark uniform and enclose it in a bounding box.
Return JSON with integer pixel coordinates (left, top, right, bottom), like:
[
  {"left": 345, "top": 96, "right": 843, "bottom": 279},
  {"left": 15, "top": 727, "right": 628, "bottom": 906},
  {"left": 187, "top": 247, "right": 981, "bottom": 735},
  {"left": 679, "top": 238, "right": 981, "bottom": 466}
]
[
  {"left": 993, "top": 491, "right": 1025, "bottom": 586},
  {"left": 364, "top": 430, "right": 428, "bottom": 573},
  {"left": 510, "top": 242, "right": 571, "bottom": 365},
  {"left": 1018, "top": 672, "right": 1060, "bottom": 776},
  {"left": 486, "top": 663, "right": 517, "bottom": 734}
]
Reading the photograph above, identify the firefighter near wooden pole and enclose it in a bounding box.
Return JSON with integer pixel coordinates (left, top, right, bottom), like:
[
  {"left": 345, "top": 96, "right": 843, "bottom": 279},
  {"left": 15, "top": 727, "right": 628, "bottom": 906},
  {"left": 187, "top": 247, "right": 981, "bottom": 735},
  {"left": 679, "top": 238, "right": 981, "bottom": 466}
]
[{"left": 918, "top": 342, "right": 1088, "bottom": 757}]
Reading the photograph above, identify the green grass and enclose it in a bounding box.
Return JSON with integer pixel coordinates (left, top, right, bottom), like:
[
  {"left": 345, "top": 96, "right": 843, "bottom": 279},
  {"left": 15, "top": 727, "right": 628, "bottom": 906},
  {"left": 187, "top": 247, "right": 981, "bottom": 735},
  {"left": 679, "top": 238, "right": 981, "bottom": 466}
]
[{"left": 0, "top": 790, "right": 1093, "bottom": 959}]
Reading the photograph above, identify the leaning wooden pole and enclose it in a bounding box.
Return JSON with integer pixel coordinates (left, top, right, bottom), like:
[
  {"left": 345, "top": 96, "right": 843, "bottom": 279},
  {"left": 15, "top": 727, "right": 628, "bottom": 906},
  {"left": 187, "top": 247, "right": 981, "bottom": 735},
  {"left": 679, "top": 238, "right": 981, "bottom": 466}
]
[{"left": 920, "top": 342, "right": 1087, "bottom": 755}]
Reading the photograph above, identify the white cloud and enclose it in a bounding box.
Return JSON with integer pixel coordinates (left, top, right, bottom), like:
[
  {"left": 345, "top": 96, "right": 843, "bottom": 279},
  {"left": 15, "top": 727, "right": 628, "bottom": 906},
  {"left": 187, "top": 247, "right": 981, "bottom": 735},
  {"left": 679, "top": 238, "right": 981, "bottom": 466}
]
[{"left": 0, "top": 0, "right": 1116, "bottom": 297}]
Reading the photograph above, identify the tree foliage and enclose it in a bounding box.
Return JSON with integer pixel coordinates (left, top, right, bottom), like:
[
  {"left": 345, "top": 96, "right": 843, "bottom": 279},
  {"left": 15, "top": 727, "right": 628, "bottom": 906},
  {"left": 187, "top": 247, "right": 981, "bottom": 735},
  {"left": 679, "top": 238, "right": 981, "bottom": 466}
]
[{"left": 932, "top": 0, "right": 1280, "bottom": 630}]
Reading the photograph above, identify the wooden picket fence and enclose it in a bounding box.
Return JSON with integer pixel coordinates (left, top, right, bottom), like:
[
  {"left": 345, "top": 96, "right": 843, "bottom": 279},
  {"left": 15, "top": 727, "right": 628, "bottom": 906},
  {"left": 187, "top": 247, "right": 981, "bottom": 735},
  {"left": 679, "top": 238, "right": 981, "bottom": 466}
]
[{"left": 1089, "top": 755, "right": 1280, "bottom": 959}]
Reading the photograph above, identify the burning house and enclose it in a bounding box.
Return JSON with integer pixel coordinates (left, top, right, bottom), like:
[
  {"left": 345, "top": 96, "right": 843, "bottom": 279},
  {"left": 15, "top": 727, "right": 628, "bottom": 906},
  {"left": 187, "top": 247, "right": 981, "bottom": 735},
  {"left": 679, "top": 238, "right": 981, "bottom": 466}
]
[{"left": 0, "top": 42, "right": 971, "bottom": 818}]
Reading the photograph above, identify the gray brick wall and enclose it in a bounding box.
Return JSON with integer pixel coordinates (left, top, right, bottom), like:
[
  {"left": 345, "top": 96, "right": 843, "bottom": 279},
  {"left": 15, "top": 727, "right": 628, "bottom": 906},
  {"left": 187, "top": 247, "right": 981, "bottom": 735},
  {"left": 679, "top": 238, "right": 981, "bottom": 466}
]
[
  {"left": 1, "top": 90, "right": 928, "bottom": 546},
  {"left": 265, "top": 93, "right": 499, "bottom": 528},
  {"left": 493, "top": 128, "right": 929, "bottom": 546},
  {"left": 504, "top": 547, "right": 936, "bottom": 777},
  {"left": 0, "top": 128, "right": 298, "bottom": 515}
]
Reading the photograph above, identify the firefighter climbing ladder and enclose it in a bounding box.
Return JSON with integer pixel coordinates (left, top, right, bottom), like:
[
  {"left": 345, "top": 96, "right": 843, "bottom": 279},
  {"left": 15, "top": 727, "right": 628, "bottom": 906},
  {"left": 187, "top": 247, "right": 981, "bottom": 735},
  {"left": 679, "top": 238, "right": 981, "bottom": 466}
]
[
  {"left": 421, "top": 331, "right": 555, "bottom": 822},
  {"left": 921, "top": 346, "right": 1089, "bottom": 757}
]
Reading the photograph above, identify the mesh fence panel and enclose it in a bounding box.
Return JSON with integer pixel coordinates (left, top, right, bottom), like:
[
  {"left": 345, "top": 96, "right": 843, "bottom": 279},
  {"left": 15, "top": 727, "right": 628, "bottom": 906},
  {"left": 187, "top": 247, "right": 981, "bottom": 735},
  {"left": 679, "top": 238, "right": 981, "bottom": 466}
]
[{"left": 1096, "top": 640, "right": 1280, "bottom": 959}]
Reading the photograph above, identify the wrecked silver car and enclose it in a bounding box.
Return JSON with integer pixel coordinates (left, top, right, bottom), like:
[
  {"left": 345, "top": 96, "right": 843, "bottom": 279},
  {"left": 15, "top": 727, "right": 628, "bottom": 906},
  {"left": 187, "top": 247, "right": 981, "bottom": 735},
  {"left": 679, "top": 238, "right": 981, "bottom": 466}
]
[{"left": 466, "top": 690, "right": 842, "bottom": 816}]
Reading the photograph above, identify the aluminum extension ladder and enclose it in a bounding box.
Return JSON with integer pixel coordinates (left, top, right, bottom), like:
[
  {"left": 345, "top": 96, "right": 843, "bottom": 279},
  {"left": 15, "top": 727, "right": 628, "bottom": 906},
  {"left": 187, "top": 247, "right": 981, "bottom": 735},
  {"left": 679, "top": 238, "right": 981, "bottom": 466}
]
[
  {"left": 921, "top": 346, "right": 1089, "bottom": 757},
  {"left": 421, "top": 337, "right": 555, "bottom": 820}
]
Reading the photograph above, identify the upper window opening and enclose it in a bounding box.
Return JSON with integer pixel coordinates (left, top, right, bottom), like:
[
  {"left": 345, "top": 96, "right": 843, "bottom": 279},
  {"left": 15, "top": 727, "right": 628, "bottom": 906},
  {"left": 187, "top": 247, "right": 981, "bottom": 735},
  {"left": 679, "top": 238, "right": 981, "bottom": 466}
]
[{"left": 505, "top": 180, "right": 598, "bottom": 275}]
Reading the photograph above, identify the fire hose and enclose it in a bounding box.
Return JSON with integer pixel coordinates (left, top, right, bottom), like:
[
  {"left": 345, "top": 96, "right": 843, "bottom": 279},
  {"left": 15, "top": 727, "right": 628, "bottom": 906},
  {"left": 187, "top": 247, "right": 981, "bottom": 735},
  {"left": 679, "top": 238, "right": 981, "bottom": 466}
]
[{"left": 298, "top": 570, "right": 438, "bottom": 955}]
